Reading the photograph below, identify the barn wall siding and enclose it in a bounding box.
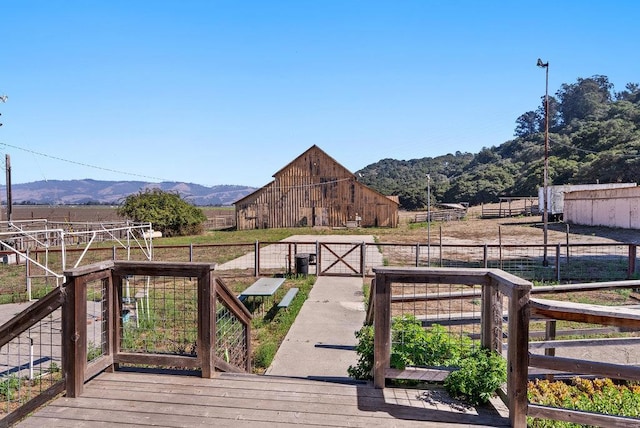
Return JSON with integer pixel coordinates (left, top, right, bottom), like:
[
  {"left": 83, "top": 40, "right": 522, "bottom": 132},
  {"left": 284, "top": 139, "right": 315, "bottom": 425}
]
[
  {"left": 235, "top": 146, "right": 398, "bottom": 230},
  {"left": 564, "top": 186, "right": 640, "bottom": 229}
]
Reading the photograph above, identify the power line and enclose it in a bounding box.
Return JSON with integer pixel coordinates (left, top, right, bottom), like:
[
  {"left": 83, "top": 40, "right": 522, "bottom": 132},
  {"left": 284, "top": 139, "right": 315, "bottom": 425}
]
[
  {"left": 550, "top": 137, "right": 640, "bottom": 158},
  {"left": 0, "top": 142, "right": 172, "bottom": 182}
]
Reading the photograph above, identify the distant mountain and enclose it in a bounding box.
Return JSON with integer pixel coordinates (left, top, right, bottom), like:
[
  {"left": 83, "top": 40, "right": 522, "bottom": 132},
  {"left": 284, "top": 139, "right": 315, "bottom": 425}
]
[{"left": 0, "top": 180, "right": 256, "bottom": 206}]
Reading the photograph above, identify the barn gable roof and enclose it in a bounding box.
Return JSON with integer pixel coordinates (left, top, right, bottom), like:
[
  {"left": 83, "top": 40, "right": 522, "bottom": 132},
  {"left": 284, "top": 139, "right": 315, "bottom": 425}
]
[
  {"left": 233, "top": 144, "right": 398, "bottom": 206},
  {"left": 271, "top": 144, "right": 350, "bottom": 179}
]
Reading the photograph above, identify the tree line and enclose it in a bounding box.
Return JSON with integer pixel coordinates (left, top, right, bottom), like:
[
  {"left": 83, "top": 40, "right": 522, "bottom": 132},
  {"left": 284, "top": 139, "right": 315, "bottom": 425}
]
[{"left": 357, "top": 75, "right": 640, "bottom": 210}]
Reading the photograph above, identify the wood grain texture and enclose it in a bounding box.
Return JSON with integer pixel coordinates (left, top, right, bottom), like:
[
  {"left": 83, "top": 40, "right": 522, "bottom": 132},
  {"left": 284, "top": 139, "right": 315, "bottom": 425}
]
[{"left": 16, "top": 371, "right": 510, "bottom": 427}]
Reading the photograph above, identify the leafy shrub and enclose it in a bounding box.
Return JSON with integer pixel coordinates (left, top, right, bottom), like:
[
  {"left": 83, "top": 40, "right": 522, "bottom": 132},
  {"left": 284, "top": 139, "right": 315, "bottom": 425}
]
[
  {"left": 348, "top": 315, "right": 474, "bottom": 379},
  {"left": 349, "top": 315, "right": 505, "bottom": 406},
  {"left": 118, "top": 189, "right": 206, "bottom": 237},
  {"left": 444, "top": 348, "right": 506, "bottom": 405}
]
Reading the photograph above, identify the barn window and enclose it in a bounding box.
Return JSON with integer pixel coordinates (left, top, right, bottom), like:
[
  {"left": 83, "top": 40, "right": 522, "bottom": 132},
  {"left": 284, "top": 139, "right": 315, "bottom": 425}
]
[{"left": 350, "top": 183, "right": 355, "bottom": 203}]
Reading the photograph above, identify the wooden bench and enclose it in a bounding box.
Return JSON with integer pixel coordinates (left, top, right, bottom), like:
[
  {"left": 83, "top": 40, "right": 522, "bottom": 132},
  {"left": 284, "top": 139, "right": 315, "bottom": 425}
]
[{"left": 278, "top": 288, "right": 299, "bottom": 309}]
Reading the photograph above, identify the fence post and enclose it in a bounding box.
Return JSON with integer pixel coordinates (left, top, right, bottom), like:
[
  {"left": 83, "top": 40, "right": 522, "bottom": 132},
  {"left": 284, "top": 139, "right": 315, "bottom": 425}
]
[
  {"left": 316, "top": 241, "right": 320, "bottom": 277},
  {"left": 629, "top": 244, "right": 637, "bottom": 279},
  {"left": 254, "top": 241, "right": 260, "bottom": 277},
  {"left": 25, "top": 248, "right": 32, "bottom": 301},
  {"left": 439, "top": 226, "right": 443, "bottom": 267},
  {"left": 199, "top": 268, "right": 215, "bottom": 378},
  {"left": 415, "top": 243, "right": 420, "bottom": 267},
  {"left": 112, "top": 246, "right": 116, "bottom": 260},
  {"left": 189, "top": 243, "right": 194, "bottom": 262},
  {"left": 481, "top": 278, "right": 502, "bottom": 353},
  {"left": 483, "top": 244, "right": 488, "bottom": 268},
  {"left": 373, "top": 270, "right": 391, "bottom": 389},
  {"left": 555, "top": 244, "right": 561, "bottom": 282},
  {"left": 507, "top": 286, "right": 530, "bottom": 427},
  {"left": 361, "top": 242, "right": 366, "bottom": 277},
  {"left": 62, "top": 274, "right": 88, "bottom": 398}
]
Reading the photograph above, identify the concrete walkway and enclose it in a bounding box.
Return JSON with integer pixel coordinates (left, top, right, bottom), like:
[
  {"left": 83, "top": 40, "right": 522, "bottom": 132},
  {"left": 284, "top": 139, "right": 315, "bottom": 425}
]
[{"left": 265, "top": 275, "right": 366, "bottom": 380}]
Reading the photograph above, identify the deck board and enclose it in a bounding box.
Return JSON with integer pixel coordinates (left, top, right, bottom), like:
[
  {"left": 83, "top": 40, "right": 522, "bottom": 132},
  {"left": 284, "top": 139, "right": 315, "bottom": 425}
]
[{"left": 16, "top": 371, "right": 510, "bottom": 427}]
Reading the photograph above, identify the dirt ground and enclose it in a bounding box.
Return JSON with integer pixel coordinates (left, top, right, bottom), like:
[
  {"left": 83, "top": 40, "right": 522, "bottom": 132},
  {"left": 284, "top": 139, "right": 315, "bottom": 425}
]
[{"left": 393, "top": 202, "right": 640, "bottom": 246}]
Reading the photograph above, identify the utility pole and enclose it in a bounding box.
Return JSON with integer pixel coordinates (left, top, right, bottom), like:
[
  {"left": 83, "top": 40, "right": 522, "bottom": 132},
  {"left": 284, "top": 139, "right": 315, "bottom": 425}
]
[
  {"left": 426, "top": 174, "right": 431, "bottom": 266},
  {"left": 0, "top": 95, "right": 6, "bottom": 223},
  {"left": 5, "top": 154, "right": 12, "bottom": 223},
  {"left": 537, "top": 58, "right": 550, "bottom": 267}
]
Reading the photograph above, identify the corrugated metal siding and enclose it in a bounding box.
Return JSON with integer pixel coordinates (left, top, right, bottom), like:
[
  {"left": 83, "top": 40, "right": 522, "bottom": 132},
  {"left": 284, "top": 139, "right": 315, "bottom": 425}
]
[
  {"left": 564, "top": 186, "right": 640, "bottom": 229},
  {"left": 235, "top": 146, "right": 398, "bottom": 230}
]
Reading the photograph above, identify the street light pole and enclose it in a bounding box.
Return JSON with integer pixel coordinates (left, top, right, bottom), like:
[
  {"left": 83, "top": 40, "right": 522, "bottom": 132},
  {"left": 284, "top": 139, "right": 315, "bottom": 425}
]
[
  {"left": 537, "top": 58, "right": 549, "bottom": 266},
  {"left": 426, "top": 174, "right": 431, "bottom": 266}
]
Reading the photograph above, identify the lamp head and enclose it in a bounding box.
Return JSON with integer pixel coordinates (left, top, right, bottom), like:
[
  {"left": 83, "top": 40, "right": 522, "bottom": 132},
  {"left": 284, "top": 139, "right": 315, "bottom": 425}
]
[{"left": 536, "top": 58, "right": 548, "bottom": 68}]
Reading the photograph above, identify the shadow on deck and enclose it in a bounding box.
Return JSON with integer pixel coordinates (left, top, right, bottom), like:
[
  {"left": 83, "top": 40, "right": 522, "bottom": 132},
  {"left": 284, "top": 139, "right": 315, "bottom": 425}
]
[{"left": 17, "top": 371, "right": 510, "bottom": 427}]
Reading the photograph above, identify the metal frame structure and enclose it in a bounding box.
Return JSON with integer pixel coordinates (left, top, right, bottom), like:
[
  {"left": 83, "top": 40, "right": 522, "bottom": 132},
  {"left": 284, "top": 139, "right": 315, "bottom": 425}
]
[{"left": 0, "top": 219, "right": 153, "bottom": 300}]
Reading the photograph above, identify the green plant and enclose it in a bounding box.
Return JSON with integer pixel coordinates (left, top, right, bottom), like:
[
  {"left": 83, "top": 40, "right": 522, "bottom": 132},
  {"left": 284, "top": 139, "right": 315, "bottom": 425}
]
[
  {"left": 253, "top": 341, "right": 277, "bottom": 369},
  {"left": 118, "top": 189, "right": 207, "bottom": 237},
  {"left": 528, "top": 377, "right": 640, "bottom": 427},
  {"left": 0, "top": 375, "right": 21, "bottom": 400},
  {"left": 87, "top": 341, "right": 103, "bottom": 362},
  {"left": 444, "top": 348, "right": 506, "bottom": 405},
  {"left": 348, "top": 316, "right": 474, "bottom": 380}
]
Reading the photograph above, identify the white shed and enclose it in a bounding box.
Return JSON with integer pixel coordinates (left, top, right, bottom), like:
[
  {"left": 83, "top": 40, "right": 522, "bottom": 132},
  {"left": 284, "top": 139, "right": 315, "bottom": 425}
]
[{"left": 564, "top": 186, "right": 640, "bottom": 229}]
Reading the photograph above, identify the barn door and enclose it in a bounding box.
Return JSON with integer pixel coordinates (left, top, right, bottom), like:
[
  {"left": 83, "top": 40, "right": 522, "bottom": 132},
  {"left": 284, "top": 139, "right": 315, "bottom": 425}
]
[
  {"left": 317, "top": 242, "right": 364, "bottom": 276},
  {"left": 312, "top": 207, "right": 328, "bottom": 227}
]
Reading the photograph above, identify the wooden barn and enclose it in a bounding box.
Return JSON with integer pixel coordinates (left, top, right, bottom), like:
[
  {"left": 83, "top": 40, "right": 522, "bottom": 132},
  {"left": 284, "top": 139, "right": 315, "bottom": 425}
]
[{"left": 234, "top": 145, "right": 399, "bottom": 230}]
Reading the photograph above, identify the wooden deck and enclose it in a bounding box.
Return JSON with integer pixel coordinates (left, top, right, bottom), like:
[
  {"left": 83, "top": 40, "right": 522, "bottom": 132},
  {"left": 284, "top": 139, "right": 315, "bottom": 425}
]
[{"left": 16, "top": 371, "right": 510, "bottom": 427}]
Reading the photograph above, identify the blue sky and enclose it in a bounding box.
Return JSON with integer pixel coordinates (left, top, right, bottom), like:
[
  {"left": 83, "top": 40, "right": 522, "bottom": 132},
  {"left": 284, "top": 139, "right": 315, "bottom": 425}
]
[{"left": 1, "top": 1, "right": 638, "bottom": 187}]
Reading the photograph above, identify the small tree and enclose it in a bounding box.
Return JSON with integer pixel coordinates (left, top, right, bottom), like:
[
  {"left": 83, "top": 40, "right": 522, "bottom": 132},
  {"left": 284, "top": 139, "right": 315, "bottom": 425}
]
[{"left": 118, "top": 189, "right": 207, "bottom": 237}]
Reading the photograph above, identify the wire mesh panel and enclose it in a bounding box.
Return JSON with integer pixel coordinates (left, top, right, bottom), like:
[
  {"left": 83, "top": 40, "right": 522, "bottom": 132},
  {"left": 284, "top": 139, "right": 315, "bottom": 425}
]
[
  {"left": 561, "top": 244, "right": 630, "bottom": 282},
  {"left": 377, "top": 243, "right": 416, "bottom": 268},
  {"left": 257, "top": 242, "right": 293, "bottom": 276},
  {"left": 390, "top": 281, "right": 483, "bottom": 365},
  {"left": 86, "top": 278, "right": 108, "bottom": 363},
  {"left": 0, "top": 309, "right": 62, "bottom": 418},
  {"left": 215, "top": 295, "right": 249, "bottom": 370},
  {"left": 486, "top": 245, "right": 557, "bottom": 282},
  {"left": 120, "top": 275, "right": 198, "bottom": 356},
  {"left": 439, "top": 245, "right": 485, "bottom": 269}
]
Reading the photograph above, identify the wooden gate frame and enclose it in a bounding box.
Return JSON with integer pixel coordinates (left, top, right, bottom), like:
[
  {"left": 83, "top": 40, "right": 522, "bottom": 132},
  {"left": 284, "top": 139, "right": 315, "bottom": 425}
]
[{"left": 317, "top": 242, "right": 364, "bottom": 276}]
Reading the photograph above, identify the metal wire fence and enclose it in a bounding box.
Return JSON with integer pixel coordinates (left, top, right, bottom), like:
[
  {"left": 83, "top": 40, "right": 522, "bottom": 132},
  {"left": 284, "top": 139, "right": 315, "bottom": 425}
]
[
  {"left": 0, "top": 295, "right": 63, "bottom": 418},
  {"left": 120, "top": 275, "right": 198, "bottom": 356}
]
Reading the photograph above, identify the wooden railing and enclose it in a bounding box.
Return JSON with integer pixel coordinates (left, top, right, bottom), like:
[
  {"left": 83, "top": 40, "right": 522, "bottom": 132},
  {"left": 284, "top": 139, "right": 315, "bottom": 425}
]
[
  {"left": 64, "top": 260, "right": 252, "bottom": 397},
  {"left": 371, "top": 267, "right": 532, "bottom": 427},
  {"left": 526, "top": 298, "right": 640, "bottom": 427},
  {"left": 370, "top": 267, "right": 640, "bottom": 427},
  {"left": 0, "top": 260, "right": 251, "bottom": 423}
]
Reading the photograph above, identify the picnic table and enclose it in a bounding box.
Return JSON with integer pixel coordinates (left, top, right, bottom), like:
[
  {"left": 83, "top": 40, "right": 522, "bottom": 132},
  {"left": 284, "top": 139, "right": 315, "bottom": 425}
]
[{"left": 238, "top": 277, "right": 286, "bottom": 312}]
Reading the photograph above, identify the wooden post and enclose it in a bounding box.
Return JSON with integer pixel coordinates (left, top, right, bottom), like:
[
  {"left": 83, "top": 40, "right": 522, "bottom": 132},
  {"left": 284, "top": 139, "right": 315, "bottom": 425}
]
[
  {"left": 555, "top": 244, "right": 561, "bottom": 282},
  {"left": 415, "top": 243, "right": 420, "bottom": 267},
  {"left": 254, "top": 240, "right": 259, "bottom": 277},
  {"left": 439, "top": 226, "right": 443, "bottom": 267},
  {"left": 360, "top": 242, "right": 366, "bottom": 278},
  {"left": 481, "top": 278, "right": 502, "bottom": 353},
  {"left": 373, "top": 270, "right": 391, "bottom": 389},
  {"left": 189, "top": 243, "right": 194, "bottom": 262},
  {"left": 507, "top": 286, "right": 530, "bottom": 428},
  {"left": 200, "top": 269, "right": 215, "bottom": 378},
  {"left": 628, "top": 244, "right": 637, "bottom": 279},
  {"left": 483, "top": 244, "right": 488, "bottom": 269},
  {"left": 63, "top": 275, "right": 88, "bottom": 398}
]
